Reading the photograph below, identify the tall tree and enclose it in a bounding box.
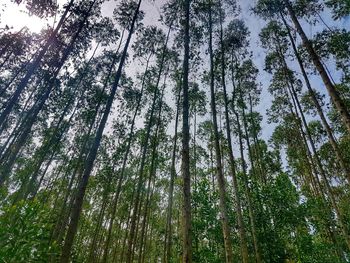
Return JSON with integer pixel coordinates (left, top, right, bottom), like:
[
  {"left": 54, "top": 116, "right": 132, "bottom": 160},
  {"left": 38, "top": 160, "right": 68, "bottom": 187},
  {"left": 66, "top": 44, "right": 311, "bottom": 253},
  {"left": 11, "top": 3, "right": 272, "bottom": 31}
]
[
  {"left": 181, "top": 0, "right": 192, "bottom": 262},
  {"left": 59, "top": 0, "right": 143, "bottom": 261}
]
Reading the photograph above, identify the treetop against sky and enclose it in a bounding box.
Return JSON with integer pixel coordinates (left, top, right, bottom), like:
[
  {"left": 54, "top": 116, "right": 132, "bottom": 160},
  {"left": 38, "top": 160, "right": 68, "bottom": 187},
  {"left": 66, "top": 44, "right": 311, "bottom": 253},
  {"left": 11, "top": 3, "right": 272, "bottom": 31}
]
[{"left": 0, "top": 0, "right": 349, "bottom": 262}]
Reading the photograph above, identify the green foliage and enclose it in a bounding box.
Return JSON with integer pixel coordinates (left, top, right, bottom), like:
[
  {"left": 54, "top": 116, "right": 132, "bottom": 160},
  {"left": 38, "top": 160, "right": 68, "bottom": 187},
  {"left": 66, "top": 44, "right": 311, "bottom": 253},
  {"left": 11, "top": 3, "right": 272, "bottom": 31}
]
[
  {"left": 0, "top": 200, "right": 58, "bottom": 262},
  {"left": 326, "top": 0, "right": 350, "bottom": 19},
  {"left": 13, "top": 0, "right": 58, "bottom": 18}
]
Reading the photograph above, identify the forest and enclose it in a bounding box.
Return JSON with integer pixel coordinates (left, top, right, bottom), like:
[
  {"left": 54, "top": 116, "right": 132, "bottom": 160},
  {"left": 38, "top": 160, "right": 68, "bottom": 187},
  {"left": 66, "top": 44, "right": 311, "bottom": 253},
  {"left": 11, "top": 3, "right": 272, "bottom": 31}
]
[{"left": 0, "top": 0, "right": 349, "bottom": 262}]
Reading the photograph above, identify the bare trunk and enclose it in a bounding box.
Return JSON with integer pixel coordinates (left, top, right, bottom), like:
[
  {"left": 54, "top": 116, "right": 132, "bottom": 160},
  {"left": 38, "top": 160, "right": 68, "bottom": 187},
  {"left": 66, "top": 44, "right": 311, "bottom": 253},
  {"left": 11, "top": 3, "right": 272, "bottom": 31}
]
[
  {"left": 181, "top": 0, "right": 192, "bottom": 262},
  {"left": 218, "top": 7, "right": 249, "bottom": 262},
  {"left": 164, "top": 88, "right": 181, "bottom": 263},
  {"left": 208, "top": 4, "right": 233, "bottom": 262}
]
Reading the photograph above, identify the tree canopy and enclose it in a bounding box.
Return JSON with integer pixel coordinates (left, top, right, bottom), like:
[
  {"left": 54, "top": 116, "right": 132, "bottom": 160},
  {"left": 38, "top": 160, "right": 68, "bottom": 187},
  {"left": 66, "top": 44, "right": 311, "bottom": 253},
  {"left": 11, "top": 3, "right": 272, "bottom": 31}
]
[{"left": 0, "top": 0, "right": 349, "bottom": 262}]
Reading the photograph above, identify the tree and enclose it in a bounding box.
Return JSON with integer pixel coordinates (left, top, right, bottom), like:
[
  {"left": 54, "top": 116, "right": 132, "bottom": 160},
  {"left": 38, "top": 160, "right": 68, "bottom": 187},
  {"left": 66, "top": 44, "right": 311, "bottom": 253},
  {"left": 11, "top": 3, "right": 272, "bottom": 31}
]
[{"left": 180, "top": 0, "right": 192, "bottom": 262}]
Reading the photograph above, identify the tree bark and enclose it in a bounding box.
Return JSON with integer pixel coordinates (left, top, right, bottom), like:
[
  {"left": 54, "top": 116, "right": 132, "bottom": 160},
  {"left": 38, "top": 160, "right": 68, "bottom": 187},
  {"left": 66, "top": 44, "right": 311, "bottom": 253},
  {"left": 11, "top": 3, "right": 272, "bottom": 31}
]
[
  {"left": 164, "top": 87, "right": 181, "bottom": 263},
  {"left": 181, "top": 0, "right": 192, "bottom": 262}
]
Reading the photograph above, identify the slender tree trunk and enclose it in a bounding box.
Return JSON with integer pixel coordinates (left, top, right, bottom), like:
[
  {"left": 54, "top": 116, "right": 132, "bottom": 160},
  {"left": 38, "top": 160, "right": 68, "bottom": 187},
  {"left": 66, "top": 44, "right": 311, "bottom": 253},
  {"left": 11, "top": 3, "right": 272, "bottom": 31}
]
[
  {"left": 131, "top": 177, "right": 148, "bottom": 262},
  {"left": 102, "top": 22, "right": 172, "bottom": 261},
  {"left": 125, "top": 70, "right": 167, "bottom": 263},
  {"left": 0, "top": 2, "right": 96, "bottom": 186},
  {"left": 208, "top": 4, "right": 233, "bottom": 262},
  {"left": 276, "top": 43, "right": 349, "bottom": 248},
  {"left": 218, "top": 6, "right": 250, "bottom": 262},
  {"left": 101, "top": 53, "right": 151, "bottom": 263},
  {"left": 140, "top": 78, "right": 167, "bottom": 262},
  {"left": 286, "top": 85, "right": 348, "bottom": 251},
  {"left": 59, "top": 1, "right": 142, "bottom": 261},
  {"left": 27, "top": 43, "right": 101, "bottom": 199},
  {"left": 164, "top": 87, "right": 181, "bottom": 263},
  {"left": 50, "top": 95, "right": 102, "bottom": 246},
  {"left": 240, "top": 105, "right": 263, "bottom": 263},
  {"left": 283, "top": 0, "right": 350, "bottom": 133},
  {"left": 119, "top": 183, "right": 137, "bottom": 262},
  {"left": 181, "top": 0, "right": 192, "bottom": 261},
  {"left": 281, "top": 14, "right": 350, "bottom": 181},
  {"left": 0, "top": 0, "right": 74, "bottom": 128},
  {"left": 87, "top": 188, "right": 109, "bottom": 262},
  {"left": 248, "top": 93, "right": 266, "bottom": 183},
  {"left": 125, "top": 26, "right": 172, "bottom": 263},
  {"left": 287, "top": 77, "right": 350, "bottom": 249},
  {"left": 138, "top": 96, "right": 163, "bottom": 263}
]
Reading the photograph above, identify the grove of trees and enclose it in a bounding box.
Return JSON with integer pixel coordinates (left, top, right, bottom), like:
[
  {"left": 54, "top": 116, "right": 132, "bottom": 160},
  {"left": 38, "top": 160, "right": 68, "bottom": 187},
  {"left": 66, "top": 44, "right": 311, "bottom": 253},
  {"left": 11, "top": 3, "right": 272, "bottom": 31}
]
[{"left": 0, "top": 0, "right": 349, "bottom": 262}]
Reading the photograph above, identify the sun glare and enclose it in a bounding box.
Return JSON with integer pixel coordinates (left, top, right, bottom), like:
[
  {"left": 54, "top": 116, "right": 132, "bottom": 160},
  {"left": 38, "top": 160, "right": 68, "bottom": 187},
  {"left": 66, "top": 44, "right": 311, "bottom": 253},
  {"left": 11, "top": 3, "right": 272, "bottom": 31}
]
[{"left": 1, "top": 2, "right": 53, "bottom": 33}]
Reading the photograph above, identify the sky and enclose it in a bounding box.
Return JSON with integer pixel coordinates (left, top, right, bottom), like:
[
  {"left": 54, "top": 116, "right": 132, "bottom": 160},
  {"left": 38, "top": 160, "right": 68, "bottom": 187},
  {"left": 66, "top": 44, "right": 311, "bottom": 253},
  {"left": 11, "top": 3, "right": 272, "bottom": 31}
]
[{"left": 1, "top": 0, "right": 349, "bottom": 147}]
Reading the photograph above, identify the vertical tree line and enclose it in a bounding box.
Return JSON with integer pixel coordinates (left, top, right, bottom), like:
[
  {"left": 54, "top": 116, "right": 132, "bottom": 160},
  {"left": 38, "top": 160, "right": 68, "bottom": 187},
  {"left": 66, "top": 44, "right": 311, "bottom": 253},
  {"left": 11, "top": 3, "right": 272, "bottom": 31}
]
[{"left": 0, "top": 0, "right": 349, "bottom": 262}]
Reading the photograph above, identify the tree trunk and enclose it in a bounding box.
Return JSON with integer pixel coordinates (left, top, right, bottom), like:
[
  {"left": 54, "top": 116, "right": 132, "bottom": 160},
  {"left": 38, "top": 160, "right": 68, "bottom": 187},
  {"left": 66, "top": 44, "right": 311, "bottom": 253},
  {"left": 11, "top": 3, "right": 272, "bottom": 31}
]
[
  {"left": 59, "top": 1, "right": 142, "bottom": 261},
  {"left": 287, "top": 76, "right": 350, "bottom": 250},
  {"left": 181, "top": 0, "right": 192, "bottom": 261},
  {"left": 138, "top": 92, "right": 164, "bottom": 262},
  {"left": 0, "top": 1, "right": 96, "bottom": 186},
  {"left": 281, "top": 13, "right": 350, "bottom": 182},
  {"left": 164, "top": 86, "right": 180, "bottom": 263},
  {"left": 208, "top": 4, "right": 233, "bottom": 262},
  {"left": 125, "top": 77, "right": 161, "bottom": 263},
  {"left": 87, "top": 187, "right": 109, "bottom": 262},
  {"left": 101, "top": 53, "right": 151, "bottom": 263},
  {"left": 283, "top": 0, "right": 350, "bottom": 133},
  {"left": 218, "top": 6, "right": 250, "bottom": 262},
  {"left": 0, "top": 0, "right": 74, "bottom": 128}
]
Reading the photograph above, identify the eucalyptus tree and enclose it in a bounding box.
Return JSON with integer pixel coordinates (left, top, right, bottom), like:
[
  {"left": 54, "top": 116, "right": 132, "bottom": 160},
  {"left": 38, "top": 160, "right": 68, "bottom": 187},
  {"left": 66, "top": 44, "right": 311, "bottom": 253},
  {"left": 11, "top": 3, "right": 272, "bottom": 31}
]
[
  {"left": 101, "top": 25, "right": 168, "bottom": 263},
  {"left": 261, "top": 20, "right": 350, "bottom": 256},
  {"left": 180, "top": 0, "right": 192, "bottom": 262},
  {"left": 0, "top": 0, "right": 107, "bottom": 187},
  {"left": 136, "top": 77, "right": 173, "bottom": 263},
  {"left": 189, "top": 82, "right": 207, "bottom": 189},
  {"left": 124, "top": 35, "right": 177, "bottom": 263},
  {"left": 9, "top": 20, "right": 119, "bottom": 203},
  {"left": 48, "top": 51, "right": 119, "bottom": 251},
  {"left": 1, "top": 0, "right": 350, "bottom": 261},
  {"left": 221, "top": 16, "right": 261, "bottom": 263},
  {"left": 163, "top": 69, "right": 182, "bottom": 263},
  {"left": 59, "top": 0, "right": 143, "bottom": 261},
  {"left": 254, "top": 0, "right": 350, "bottom": 133},
  {"left": 0, "top": 0, "right": 75, "bottom": 128},
  {"left": 194, "top": 1, "right": 235, "bottom": 261},
  {"left": 279, "top": 16, "right": 350, "bottom": 181},
  {"left": 231, "top": 58, "right": 264, "bottom": 263}
]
